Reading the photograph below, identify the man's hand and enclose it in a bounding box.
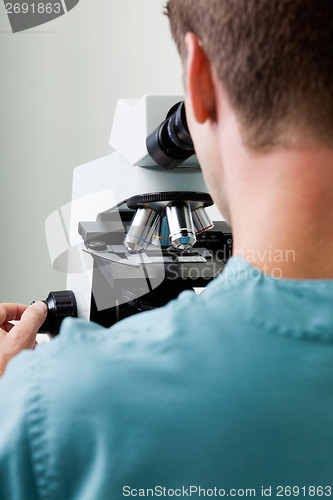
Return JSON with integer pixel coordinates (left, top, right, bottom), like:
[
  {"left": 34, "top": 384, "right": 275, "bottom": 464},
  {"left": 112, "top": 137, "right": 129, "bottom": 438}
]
[{"left": 0, "top": 302, "right": 48, "bottom": 377}]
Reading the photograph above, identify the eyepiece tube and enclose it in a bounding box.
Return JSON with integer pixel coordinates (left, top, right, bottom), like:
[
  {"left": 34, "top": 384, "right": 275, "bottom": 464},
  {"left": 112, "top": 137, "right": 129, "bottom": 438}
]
[{"left": 146, "top": 101, "right": 195, "bottom": 170}]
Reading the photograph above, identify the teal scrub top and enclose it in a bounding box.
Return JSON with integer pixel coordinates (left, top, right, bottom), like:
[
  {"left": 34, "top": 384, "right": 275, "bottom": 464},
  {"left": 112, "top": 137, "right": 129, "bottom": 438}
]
[{"left": 1, "top": 257, "right": 333, "bottom": 499}]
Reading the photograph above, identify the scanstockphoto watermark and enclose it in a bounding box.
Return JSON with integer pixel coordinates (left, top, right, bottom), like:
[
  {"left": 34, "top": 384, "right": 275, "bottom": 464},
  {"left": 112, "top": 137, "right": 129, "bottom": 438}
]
[
  {"left": 122, "top": 485, "right": 257, "bottom": 497},
  {"left": 123, "top": 485, "right": 332, "bottom": 497},
  {"left": 168, "top": 245, "right": 296, "bottom": 282},
  {"left": 231, "top": 247, "right": 297, "bottom": 280}
]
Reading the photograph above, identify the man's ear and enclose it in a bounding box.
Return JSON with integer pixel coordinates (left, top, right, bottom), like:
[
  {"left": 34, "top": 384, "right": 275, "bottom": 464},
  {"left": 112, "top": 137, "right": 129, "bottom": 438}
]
[{"left": 184, "top": 32, "right": 217, "bottom": 124}]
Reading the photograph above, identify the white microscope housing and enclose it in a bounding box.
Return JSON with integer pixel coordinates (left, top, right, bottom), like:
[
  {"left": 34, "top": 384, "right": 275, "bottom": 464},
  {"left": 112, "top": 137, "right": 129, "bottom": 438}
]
[{"left": 60, "top": 96, "right": 230, "bottom": 329}]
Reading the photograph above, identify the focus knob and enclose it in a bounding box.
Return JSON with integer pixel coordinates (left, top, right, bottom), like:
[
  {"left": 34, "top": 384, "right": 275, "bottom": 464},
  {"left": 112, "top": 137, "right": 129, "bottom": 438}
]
[{"left": 37, "top": 290, "right": 77, "bottom": 337}]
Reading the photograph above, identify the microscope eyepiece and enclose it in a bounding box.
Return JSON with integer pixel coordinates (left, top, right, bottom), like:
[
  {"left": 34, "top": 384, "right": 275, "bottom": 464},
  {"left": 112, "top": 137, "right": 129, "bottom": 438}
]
[{"left": 146, "top": 101, "right": 195, "bottom": 170}]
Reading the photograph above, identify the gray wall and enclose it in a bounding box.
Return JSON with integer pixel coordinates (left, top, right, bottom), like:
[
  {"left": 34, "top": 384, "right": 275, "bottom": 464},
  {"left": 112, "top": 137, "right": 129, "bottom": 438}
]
[{"left": 0, "top": 0, "right": 183, "bottom": 303}]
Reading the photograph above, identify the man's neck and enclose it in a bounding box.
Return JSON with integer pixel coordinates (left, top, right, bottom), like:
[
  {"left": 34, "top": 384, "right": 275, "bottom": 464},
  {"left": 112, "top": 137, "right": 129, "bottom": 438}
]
[{"left": 224, "top": 141, "right": 333, "bottom": 279}]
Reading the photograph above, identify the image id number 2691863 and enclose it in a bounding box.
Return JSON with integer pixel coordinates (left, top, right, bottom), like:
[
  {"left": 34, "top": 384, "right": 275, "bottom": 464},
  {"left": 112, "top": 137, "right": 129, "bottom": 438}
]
[
  {"left": 274, "top": 486, "right": 332, "bottom": 496},
  {"left": 5, "top": 3, "right": 62, "bottom": 14}
]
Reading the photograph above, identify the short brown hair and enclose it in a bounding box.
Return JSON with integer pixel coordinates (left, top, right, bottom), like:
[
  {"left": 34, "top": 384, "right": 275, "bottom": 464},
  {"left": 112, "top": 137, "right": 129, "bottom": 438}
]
[{"left": 165, "top": 0, "right": 333, "bottom": 152}]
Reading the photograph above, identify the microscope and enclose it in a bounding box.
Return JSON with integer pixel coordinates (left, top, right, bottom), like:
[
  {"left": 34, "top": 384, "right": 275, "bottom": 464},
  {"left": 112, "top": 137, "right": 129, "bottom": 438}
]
[{"left": 38, "top": 96, "right": 232, "bottom": 336}]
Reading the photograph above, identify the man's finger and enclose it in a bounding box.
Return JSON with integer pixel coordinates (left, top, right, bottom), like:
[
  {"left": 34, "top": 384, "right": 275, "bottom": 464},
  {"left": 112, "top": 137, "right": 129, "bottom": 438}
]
[
  {"left": 8, "top": 301, "right": 48, "bottom": 351},
  {"left": 1, "top": 322, "right": 16, "bottom": 333},
  {"left": 0, "top": 303, "right": 28, "bottom": 325}
]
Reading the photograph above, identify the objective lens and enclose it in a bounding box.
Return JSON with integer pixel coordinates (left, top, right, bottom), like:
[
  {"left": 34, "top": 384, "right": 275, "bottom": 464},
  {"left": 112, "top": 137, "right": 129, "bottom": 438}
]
[
  {"left": 166, "top": 201, "right": 196, "bottom": 250},
  {"left": 151, "top": 217, "right": 170, "bottom": 248},
  {"left": 192, "top": 206, "right": 214, "bottom": 234},
  {"left": 125, "top": 207, "right": 160, "bottom": 254}
]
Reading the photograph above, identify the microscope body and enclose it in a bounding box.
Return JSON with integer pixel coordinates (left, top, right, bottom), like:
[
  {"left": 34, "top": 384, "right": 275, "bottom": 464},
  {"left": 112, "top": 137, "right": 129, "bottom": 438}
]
[{"left": 62, "top": 96, "right": 232, "bottom": 329}]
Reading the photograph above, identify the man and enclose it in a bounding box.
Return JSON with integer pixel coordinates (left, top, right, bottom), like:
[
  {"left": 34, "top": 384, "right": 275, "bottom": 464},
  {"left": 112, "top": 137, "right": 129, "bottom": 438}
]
[{"left": 1, "top": 0, "right": 333, "bottom": 498}]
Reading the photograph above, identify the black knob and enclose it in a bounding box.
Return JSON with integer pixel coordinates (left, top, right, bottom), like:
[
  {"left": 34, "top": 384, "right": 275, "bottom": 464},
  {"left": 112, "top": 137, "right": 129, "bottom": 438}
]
[{"left": 37, "top": 290, "right": 78, "bottom": 337}]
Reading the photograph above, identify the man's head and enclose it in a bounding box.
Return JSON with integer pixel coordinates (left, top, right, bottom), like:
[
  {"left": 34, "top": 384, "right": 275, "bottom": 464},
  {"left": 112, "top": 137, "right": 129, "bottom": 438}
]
[
  {"left": 165, "top": 1, "right": 333, "bottom": 278},
  {"left": 165, "top": 0, "right": 333, "bottom": 238},
  {"left": 166, "top": 0, "right": 333, "bottom": 153}
]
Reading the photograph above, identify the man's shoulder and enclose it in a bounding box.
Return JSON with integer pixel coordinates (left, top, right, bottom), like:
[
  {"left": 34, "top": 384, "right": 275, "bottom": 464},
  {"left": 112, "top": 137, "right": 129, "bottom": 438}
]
[
  {"left": 22, "top": 277, "right": 236, "bottom": 408},
  {"left": 56, "top": 279, "right": 231, "bottom": 354}
]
